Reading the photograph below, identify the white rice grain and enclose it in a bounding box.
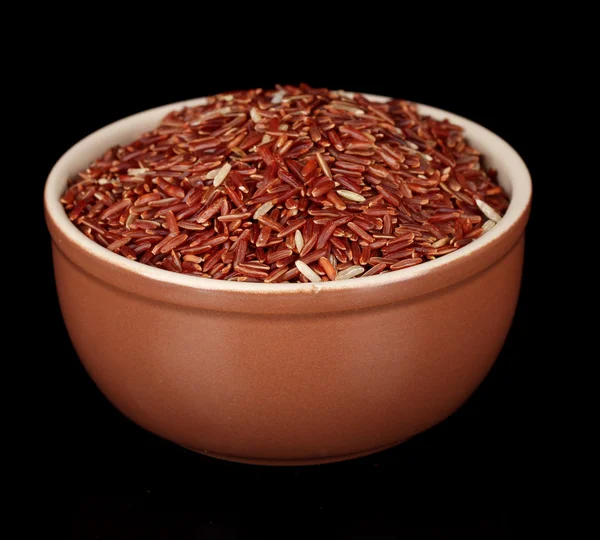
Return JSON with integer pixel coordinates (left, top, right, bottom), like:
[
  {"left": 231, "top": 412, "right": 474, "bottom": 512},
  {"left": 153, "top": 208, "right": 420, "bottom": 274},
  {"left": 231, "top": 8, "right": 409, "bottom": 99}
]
[
  {"left": 481, "top": 219, "right": 496, "bottom": 233},
  {"left": 213, "top": 163, "right": 231, "bottom": 187},
  {"left": 294, "top": 230, "right": 304, "bottom": 252},
  {"left": 271, "top": 90, "right": 285, "bottom": 104},
  {"left": 295, "top": 260, "right": 322, "bottom": 283},
  {"left": 432, "top": 237, "right": 450, "bottom": 248},
  {"left": 250, "top": 107, "right": 262, "bottom": 123},
  {"left": 476, "top": 199, "right": 502, "bottom": 223},
  {"left": 253, "top": 202, "right": 273, "bottom": 220},
  {"left": 336, "top": 265, "right": 365, "bottom": 280},
  {"left": 127, "top": 167, "right": 150, "bottom": 176},
  {"left": 337, "top": 190, "right": 366, "bottom": 203}
]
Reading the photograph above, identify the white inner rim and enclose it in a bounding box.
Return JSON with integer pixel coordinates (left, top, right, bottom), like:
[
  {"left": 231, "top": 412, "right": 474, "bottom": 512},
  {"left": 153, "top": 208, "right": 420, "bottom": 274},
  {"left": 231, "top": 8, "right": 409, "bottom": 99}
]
[{"left": 45, "top": 94, "right": 531, "bottom": 294}]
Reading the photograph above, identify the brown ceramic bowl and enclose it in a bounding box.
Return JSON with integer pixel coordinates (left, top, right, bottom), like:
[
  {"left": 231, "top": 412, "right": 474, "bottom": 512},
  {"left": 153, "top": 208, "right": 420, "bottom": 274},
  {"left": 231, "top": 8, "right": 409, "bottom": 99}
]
[{"left": 45, "top": 94, "right": 531, "bottom": 465}]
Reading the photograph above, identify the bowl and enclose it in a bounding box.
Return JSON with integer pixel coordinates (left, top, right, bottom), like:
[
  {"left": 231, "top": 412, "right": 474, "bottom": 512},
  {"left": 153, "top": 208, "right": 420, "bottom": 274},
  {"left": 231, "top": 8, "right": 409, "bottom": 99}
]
[{"left": 44, "top": 94, "right": 531, "bottom": 465}]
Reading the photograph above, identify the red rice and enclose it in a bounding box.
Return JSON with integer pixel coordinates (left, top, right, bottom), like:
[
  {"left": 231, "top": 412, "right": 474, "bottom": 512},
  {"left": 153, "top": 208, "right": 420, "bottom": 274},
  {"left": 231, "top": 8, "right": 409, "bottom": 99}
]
[{"left": 61, "top": 85, "right": 509, "bottom": 283}]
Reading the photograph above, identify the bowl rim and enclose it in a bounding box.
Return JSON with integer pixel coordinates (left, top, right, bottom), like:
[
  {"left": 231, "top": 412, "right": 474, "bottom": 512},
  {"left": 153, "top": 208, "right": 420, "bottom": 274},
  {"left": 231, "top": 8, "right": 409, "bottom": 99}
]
[{"left": 44, "top": 93, "right": 532, "bottom": 296}]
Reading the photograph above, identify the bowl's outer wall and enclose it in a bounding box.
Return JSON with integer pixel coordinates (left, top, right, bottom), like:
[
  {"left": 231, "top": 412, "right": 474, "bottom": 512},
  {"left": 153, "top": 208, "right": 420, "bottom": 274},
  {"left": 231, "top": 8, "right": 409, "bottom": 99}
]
[{"left": 52, "top": 236, "right": 524, "bottom": 462}]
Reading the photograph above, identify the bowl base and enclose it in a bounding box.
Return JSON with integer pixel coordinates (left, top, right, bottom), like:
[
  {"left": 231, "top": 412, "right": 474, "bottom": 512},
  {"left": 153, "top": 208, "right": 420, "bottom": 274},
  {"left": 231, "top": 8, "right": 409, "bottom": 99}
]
[{"left": 182, "top": 440, "right": 404, "bottom": 466}]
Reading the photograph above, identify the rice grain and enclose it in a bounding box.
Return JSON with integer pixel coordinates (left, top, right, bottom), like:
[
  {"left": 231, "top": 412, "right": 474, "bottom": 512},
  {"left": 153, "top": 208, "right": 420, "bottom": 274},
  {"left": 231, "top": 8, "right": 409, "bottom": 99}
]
[{"left": 295, "top": 260, "right": 322, "bottom": 283}]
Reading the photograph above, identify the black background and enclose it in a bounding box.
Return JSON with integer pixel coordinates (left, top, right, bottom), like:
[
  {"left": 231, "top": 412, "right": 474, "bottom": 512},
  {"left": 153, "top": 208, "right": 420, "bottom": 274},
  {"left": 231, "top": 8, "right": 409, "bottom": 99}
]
[{"left": 32, "top": 29, "right": 557, "bottom": 538}]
